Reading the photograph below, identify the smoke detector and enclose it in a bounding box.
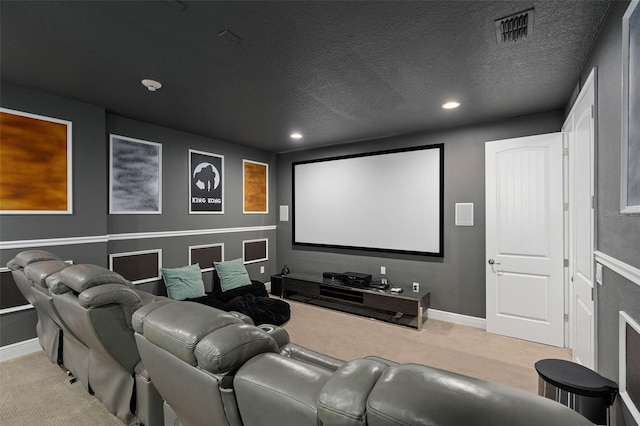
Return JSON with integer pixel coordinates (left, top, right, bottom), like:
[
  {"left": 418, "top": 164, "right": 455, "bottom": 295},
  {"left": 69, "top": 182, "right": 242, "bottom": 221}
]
[
  {"left": 141, "top": 79, "right": 162, "bottom": 92},
  {"left": 495, "top": 8, "right": 535, "bottom": 44}
]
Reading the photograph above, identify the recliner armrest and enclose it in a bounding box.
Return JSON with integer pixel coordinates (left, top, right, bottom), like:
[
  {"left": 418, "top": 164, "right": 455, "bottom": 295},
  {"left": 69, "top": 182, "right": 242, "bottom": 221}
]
[
  {"left": 280, "top": 343, "right": 344, "bottom": 371},
  {"left": 318, "top": 358, "right": 388, "bottom": 426},
  {"left": 228, "top": 311, "right": 254, "bottom": 325},
  {"left": 258, "top": 324, "right": 290, "bottom": 349}
]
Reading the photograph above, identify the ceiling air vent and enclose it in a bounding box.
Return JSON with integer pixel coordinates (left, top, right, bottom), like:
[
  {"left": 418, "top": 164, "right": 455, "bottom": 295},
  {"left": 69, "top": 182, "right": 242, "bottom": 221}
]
[{"left": 495, "top": 8, "right": 535, "bottom": 44}]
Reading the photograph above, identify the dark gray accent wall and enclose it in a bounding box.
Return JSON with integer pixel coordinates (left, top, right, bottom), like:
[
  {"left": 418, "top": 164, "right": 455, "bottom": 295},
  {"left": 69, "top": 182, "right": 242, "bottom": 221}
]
[
  {"left": 105, "top": 114, "right": 278, "bottom": 288},
  {"left": 0, "top": 83, "right": 108, "bottom": 241},
  {"left": 106, "top": 114, "right": 277, "bottom": 233},
  {"left": 583, "top": 0, "right": 640, "bottom": 267},
  {"left": 577, "top": 2, "right": 640, "bottom": 425},
  {"left": 0, "top": 84, "right": 277, "bottom": 347},
  {"left": 0, "top": 83, "right": 109, "bottom": 346},
  {"left": 276, "top": 110, "right": 563, "bottom": 318}
]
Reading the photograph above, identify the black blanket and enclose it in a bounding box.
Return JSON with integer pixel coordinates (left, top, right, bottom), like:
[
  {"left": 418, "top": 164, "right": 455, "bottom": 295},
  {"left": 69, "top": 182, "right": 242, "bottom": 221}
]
[
  {"left": 187, "top": 281, "right": 290, "bottom": 326},
  {"left": 226, "top": 293, "right": 291, "bottom": 326}
]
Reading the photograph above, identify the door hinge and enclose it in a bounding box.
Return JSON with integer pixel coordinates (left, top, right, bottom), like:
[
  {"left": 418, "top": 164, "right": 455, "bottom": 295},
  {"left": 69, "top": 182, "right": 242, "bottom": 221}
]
[
  {"left": 564, "top": 259, "right": 569, "bottom": 267},
  {"left": 592, "top": 286, "right": 595, "bottom": 301},
  {"left": 591, "top": 105, "right": 594, "bottom": 119},
  {"left": 563, "top": 148, "right": 569, "bottom": 157},
  {"left": 564, "top": 202, "right": 569, "bottom": 211},
  {"left": 564, "top": 313, "right": 569, "bottom": 322},
  {"left": 592, "top": 195, "right": 595, "bottom": 209}
]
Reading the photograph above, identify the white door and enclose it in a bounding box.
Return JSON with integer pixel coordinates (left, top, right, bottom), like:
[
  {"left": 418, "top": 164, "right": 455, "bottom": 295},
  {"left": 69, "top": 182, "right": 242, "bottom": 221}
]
[
  {"left": 564, "top": 69, "right": 596, "bottom": 368},
  {"left": 486, "top": 133, "right": 564, "bottom": 347}
]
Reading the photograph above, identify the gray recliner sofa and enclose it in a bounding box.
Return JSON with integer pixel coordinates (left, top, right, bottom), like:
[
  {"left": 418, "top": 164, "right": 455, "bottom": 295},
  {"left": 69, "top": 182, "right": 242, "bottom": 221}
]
[
  {"left": 7, "top": 250, "right": 70, "bottom": 365},
  {"left": 7, "top": 250, "right": 165, "bottom": 426},
  {"left": 134, "top": 299, "right": 595, "bottom": 426}
]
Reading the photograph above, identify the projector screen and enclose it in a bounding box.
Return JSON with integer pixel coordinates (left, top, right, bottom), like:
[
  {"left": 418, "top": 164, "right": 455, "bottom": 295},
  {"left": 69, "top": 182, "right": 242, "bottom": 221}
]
[{"left": 292, "top": 144, "right": 444, "bottom": 256}]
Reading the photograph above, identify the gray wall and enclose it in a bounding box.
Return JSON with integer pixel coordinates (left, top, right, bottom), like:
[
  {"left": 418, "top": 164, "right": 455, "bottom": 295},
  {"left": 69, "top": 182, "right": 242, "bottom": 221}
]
[
  {"left": 0, "top": 82, "right": 109, "bottom": 345},
  {"left": 578, "top": 1, "right": 640, "bottom": 425},
  {"left": 0, "top": 83, "right": 277, "bottom": 346},
  {"left": 276, "top": 110, "right": 563, "bottom": 318},
  {"left": 105, "top": 114, "right": 278, "bottom": 293}
]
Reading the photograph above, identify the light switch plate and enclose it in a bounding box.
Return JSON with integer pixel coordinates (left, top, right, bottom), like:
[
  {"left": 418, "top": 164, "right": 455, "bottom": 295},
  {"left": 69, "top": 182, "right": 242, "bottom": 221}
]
[{"left": 596, "top": 263, "right": 603, "bottom": 285}]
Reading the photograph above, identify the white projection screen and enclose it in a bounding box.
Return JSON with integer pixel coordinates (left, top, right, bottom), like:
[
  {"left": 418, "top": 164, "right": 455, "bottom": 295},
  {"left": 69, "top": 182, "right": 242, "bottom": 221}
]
[{"left": 292, "top": 144, "right": 444, "bottom": 256}]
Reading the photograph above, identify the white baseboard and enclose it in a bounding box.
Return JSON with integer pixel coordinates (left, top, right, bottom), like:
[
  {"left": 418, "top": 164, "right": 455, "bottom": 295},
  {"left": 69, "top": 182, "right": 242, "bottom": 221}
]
[
  {"left": 427, "top": 308, "right": 486, "bottom": 329},
  {"left": 0, "top": 338, "right": 40, "bottom": 362}
]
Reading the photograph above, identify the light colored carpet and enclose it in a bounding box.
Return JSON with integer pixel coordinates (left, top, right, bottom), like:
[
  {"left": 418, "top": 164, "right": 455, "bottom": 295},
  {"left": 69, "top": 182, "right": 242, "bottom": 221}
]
[
  {"left": 282, "top": 300, "right": 571, "bottom": 394},
  {"left": 0, "top": 351, "right": 122, "bottom": 425},
  {"left": 0, "top": 300, "right": 571, "bottom": 425}
]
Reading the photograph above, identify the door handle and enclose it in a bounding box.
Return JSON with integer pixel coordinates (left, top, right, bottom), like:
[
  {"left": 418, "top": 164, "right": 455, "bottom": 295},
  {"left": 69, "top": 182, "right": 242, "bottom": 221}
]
[{"left": 488, "top": 259, "right": 501, "bottom": 265}]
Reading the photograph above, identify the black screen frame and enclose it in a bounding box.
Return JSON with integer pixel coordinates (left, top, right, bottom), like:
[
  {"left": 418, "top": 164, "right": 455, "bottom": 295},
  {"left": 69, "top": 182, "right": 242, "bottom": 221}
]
[{"left": 292, "top": 143, "right": 444, "bottom": 257}]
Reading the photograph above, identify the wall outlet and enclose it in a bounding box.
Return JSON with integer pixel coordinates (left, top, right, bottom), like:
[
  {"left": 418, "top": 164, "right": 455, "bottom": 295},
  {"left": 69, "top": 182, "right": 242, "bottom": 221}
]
[
  {"left": 260, "top": 266, "right": 265, "bottom": 274},
  {"left": 412, "top": 282, "right": 419, "bottom": 292},
  {"left": 380, "top": 266, "right": 386, "bottom": 275}
]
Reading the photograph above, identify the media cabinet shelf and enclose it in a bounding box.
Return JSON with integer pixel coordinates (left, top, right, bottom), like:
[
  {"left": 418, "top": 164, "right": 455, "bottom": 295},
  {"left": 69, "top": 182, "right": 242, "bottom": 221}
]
[{"left": 281, "top": 272, "right": 430, "bottom": 330}]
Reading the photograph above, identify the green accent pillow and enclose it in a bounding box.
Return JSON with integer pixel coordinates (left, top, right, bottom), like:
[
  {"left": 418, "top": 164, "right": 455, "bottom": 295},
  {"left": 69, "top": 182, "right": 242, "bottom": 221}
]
[
  {"left": 161, "top": 264, "right": 206, "bottom": 300},
  {"left": 214, "top": 258, "right": 252, "bottom": 292}
]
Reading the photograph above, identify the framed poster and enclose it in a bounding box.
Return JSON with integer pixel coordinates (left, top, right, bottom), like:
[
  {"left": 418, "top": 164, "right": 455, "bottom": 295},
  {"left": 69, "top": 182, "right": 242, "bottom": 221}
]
[
  {"left": 243, "top": 159, "right": 268, "bottom": 214},
  {"left": 0, "top": 108, "right": 72, "bottom": 214},
  {"left": 622, "top": 0, "right": 640, "bottom": 214},
  {"left": 110, "top": 135, "right": 162, "bottom": 214},
  {"left": 189, "top": 149, "right": 224, "bottom": 214}
]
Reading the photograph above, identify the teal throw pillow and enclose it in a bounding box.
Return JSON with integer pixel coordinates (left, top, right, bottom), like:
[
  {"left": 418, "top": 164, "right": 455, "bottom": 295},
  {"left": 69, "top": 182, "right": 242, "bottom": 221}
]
[
  {"left": 214, "top": 258, "right": 252, "bottom": 292},
  {"left": 161, "top": 264, "right": 206, "bottom": 300}
]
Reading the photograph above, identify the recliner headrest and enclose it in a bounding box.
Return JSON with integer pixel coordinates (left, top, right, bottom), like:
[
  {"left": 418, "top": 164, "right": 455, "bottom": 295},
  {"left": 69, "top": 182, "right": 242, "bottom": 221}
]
[
  {"left": 134, "top": 301, "right": 278, "bottom": 372},
  {"left": 50, "top": 264, "right": 129, "bottom": 294},
  {"left": 24, "top": 260, "right": 71, "bottom": 289},
  {"left": 79, "top": 284, "right": 143, "bottom": 328},
  {"left": 7, "top": 250, "right": 63, "bottom": 270}
]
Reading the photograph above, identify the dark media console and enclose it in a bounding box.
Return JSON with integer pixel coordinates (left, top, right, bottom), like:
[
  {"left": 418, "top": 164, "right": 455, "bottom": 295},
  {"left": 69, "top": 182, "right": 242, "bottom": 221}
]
[{"left": 281, "top": 272, "right": 430, "bottom": 330}]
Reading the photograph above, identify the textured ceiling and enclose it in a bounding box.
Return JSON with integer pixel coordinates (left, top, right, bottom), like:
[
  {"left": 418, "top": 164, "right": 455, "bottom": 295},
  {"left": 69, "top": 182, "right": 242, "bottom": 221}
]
[{"left": 1, "top": 1, "right": 612, "bottom": 152}]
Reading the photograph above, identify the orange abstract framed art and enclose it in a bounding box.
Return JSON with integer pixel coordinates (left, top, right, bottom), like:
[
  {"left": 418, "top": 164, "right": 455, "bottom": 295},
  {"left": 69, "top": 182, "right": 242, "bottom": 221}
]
[
  {"left": 0, "top": 108, "right": 72, "bottom": 214},
  {"left": 243, "top": 159, "right": 268, "bottom": 214}
]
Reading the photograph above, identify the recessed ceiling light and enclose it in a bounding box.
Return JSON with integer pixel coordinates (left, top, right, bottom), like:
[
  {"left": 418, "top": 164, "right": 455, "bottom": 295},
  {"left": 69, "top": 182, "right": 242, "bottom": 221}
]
[
  {"left": 290, "top": 132, "right": 303, "bottom": 139},
  {"left": 141, "top": 79, "right": 162, "bottom": 92},
  {"left": 442, "top": 101, "right": 460, "bottom": 110}
]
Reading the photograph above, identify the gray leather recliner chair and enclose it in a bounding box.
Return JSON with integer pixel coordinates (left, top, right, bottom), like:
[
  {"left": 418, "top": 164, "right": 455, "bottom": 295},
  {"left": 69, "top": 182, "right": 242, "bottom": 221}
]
[
  {"left": 134, "top": 300, "right": 595, "bottom": 426},
  {"left": 133, "top": 300, "right": 289, "bottom": 426},
  {"left": 7, "top": 250, "right": 71, "bottom": 365},
  {"left": 44, "top": 263, "right": 164, "bottom": 426}
]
